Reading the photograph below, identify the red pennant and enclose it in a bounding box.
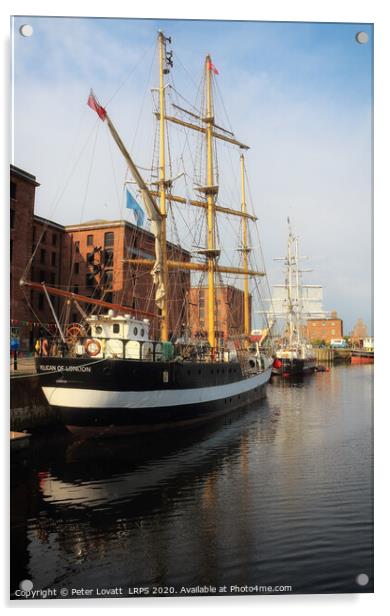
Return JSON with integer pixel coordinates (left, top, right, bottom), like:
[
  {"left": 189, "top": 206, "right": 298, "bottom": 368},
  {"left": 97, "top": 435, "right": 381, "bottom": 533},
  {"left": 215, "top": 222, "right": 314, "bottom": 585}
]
[
  {"left": 87, "top": 90, "right": 107, "bottom": 121},
  {"left": 208, "top": 60, "right": 219, "bottom": 75}
]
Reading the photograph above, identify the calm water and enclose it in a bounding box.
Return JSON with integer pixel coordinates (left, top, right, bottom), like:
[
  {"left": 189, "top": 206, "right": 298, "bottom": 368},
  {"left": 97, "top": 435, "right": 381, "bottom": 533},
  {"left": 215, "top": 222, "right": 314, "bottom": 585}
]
[{"left": 11, "top": 364, "right": 373, "bottom": 598}]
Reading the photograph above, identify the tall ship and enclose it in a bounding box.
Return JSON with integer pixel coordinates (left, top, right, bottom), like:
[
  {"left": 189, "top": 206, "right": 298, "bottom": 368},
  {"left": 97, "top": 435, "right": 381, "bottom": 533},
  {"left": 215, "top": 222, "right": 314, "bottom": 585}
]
[
  {"left": 20, "top": 32, "right": 273, "bottom": 436},
  {"left": 269, "top": 220, "right": 317, "bottom": 376}
]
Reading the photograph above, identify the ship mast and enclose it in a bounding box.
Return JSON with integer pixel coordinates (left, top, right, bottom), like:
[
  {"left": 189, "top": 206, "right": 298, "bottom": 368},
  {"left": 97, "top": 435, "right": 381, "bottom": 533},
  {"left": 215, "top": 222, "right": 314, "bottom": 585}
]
[
  {"left": 294, "top": 232, "right": 301, "bottom": 346},
  {"left": 240, "top": 154, "right": 250, "bottom": 342},
  {"left": 205, "top": 55, "right": 217, "bottom": 350},
  {"left": 286, "top": 224, "right": 294, "bottom": 346},
  {"left": 122, "top": 42, "right": 266, "bottom": 348},
  {"left": 158, "top": 31, "right": 169, "bottom": 341}
]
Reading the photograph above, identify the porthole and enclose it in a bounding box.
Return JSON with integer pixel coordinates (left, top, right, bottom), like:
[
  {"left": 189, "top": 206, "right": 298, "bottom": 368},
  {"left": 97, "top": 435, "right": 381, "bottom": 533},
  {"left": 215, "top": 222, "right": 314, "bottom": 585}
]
[
  {"left": 133, "top": 327, "right": 138, "bottom": 336},
  {"left": 140, "top": 328, "right": 145, "bottom": 337},
  {"left": 95, "top": 325, "right": 103, "bottom": 334},
  {"left": 113, "top": 323, "right": 120, "bottom": 334}
]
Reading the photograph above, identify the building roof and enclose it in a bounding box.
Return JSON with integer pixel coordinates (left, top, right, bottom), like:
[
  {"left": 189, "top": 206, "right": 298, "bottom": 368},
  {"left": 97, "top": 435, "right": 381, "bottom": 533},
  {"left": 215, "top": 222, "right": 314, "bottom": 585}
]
[
  {"left": 10, "top": 164, "right": 40, "bottom": 187},
  {"left": 33, "top": 214, "right": 65, "bottom": 231},
  {"left": 65, "top": 218, "right": 190, "bottom": 255}
]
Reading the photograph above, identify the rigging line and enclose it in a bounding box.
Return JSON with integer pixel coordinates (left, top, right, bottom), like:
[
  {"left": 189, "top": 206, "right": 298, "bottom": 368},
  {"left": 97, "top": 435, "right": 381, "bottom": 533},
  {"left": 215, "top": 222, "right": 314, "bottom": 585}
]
[
  {"left": 169, "top": 69, "right": 204, "bottom": 168},
  {"left": 20, "top": 287, "right": 58, "bottom": 337},
  {"left": 115, "top": 40, "right": 156, "bottom": 305},
  {"left": 245, "top": 174, "right": 275, "bottom": 316},
  {"left": 64, "top": 124, "right": 100, "bottom": 296},
  {"left": 168, "top": 85, "right": 202, "bottom": 117},
  {"left": 130, "top": 40, "right": 158, "bottom": 153},
  {"left": 214, "top": 78, "right": 235, "bottom": 137},
  {"left": 105, "top": 122, "right": 124, "bottom": 221},
  {"left": 43, "top": 106, "right": 90, "bottom": 219},
  {"left": 105, "top": 39, "right": 157, "bottom": 107},
  {"left": 22, "top": 118, "right": 101, "bottom": 283},
  {"left": 173, "top": 51, "right": 203, "bottom": 99}
]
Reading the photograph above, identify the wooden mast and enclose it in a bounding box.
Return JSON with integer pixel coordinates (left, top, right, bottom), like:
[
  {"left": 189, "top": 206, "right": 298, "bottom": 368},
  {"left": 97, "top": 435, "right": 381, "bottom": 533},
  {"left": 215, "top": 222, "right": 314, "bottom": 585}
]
[
  {"left": 205, "top": 55, "right": 217, "bottom": 351},
  {"left": 158, "top": 31, "right": 169, "bottom": 342},
  {"left": 120, "top": 51, "right": 266, "bottom": 338},
  {"left": 240, "top": 154, "right": 250, "bottom": 342}
]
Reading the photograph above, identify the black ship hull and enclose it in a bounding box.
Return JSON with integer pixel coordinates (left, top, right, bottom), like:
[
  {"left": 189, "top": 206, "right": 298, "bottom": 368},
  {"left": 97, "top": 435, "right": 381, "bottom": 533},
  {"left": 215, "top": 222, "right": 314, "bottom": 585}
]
[
  {"left": 36, "top": 357, "right": 272, "bottom": 436},
  {"left": 272, "top": 357, "right": 316, "bottom": 377}
]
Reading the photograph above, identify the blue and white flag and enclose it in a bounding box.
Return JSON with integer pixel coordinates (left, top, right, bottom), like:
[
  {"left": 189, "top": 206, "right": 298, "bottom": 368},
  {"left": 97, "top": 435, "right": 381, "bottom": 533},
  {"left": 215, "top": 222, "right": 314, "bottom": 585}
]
[{"left": 126, "top": 188, "right": 145, "bottom": 227}]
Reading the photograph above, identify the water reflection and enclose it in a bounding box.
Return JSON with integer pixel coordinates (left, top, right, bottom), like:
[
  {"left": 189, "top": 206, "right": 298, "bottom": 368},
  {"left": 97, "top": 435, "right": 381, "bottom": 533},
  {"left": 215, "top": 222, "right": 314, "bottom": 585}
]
[{"left": 11, "top": 366, "right": 373, "bottom": 595}]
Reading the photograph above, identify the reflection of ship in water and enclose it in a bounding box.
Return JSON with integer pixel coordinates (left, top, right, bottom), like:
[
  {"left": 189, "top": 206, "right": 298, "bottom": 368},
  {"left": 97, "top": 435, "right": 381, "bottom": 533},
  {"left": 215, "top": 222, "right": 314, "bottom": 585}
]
[
  {"left": 270, "top": 373, "right": 309, "bottom": 388},
  {"left": 39, "top": 402, "right": 278, "bottom": 513},
  {"left": 12, "top": 402, "right": 281, "bottom": 591}
]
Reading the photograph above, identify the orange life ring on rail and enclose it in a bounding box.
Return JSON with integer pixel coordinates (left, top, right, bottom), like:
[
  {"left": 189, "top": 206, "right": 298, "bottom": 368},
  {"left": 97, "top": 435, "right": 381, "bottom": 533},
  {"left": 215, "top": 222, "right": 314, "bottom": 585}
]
[{"left": 85, "top": 339, "right": 101, "bottom": 357}]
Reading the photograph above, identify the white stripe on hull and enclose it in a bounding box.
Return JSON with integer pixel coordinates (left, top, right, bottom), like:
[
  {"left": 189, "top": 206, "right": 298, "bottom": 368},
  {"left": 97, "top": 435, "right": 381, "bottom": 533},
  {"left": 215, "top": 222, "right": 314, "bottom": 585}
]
[{"left": 42, "top": 368, "right": 272, "bottom": 409}]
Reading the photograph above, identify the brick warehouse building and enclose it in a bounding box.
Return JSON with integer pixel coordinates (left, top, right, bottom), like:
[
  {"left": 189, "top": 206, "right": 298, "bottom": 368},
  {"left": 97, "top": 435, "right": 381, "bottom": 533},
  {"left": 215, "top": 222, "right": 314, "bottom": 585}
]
[
  {"left": 10, "top": 165, "right": 42, "bottom": 350},
  {"left": 62, "top": 220, "right": 190, "bottom": 338},
  {"left": 10, "top": 166, "right": 190, "bottom": 350},
  {"left": 306, "top": 310, "right": 343, "bottom": 344},
  {"left": 189, "top": 285, "right": 251, "bottom": 345}
]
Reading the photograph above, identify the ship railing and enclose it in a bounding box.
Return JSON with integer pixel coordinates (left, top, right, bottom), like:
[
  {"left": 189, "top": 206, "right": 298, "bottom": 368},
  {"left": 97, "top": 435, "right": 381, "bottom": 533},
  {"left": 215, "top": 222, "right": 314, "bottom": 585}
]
[{"left": 36, "top": 336, "right": 237, "bottom": 364}]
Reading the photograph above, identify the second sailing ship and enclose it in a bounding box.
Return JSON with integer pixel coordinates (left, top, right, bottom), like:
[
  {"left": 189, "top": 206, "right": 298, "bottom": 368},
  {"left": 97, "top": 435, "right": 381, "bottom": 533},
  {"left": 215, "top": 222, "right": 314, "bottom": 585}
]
[{"left": 270, "top": 220, "right": 317, "bottom": 376}]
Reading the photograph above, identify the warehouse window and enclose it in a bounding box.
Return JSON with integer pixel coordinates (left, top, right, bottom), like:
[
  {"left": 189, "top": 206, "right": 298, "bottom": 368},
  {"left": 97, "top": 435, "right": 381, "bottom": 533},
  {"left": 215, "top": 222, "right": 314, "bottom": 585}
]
[{"left": 104, "top": 232, "right": 114, "bottom": 247}]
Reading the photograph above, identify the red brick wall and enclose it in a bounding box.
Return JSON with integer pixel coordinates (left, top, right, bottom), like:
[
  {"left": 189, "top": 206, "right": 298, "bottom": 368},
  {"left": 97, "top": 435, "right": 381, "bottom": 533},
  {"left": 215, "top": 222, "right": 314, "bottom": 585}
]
[
  {"left": 10, "top": 168, "right": 39, "bottom": 350},
  {"left": 306, "top": 318, "right": 343, "bottom": 343},
  {"left": 10, "top": 166, "right": 190, "bottom": 347},
  {"left": 30, "top": 218, "right": 65, "bottom": 323},
  {"left": 189, "top": 285, "right": 250, "bottom": 342},
  {"left": 63, "top": 222, "right": 190, "bottom": 338}
]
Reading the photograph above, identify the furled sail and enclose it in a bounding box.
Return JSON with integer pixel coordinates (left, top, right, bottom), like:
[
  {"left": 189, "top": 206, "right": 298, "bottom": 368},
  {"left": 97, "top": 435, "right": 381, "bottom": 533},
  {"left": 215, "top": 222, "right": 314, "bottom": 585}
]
[{"left": 87, "top": 91, "right": 166, "bottom": 309}]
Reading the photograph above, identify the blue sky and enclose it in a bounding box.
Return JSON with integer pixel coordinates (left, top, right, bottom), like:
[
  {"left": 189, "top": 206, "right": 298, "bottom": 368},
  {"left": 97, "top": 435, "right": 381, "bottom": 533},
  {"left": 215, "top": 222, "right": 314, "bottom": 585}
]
[{"left": 11, "top": 17, "right": 373, "bottom": 333}]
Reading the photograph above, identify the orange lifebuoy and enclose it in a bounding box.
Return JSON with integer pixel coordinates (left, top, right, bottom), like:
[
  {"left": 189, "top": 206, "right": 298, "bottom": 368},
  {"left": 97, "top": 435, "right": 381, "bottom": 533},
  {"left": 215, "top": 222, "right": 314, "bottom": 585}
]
[
  {"left": 42, "top": 339, "right": 49, "bottom": 356},
  {"left": 85, "top": 339, "right": 101, "bottom": 357}
]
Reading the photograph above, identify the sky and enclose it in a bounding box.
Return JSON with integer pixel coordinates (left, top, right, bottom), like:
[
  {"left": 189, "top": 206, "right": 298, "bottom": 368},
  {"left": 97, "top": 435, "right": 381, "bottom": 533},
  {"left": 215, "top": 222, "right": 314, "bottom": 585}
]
[{"left": 11, "top": 16, "right": 373, "bottom": 334}]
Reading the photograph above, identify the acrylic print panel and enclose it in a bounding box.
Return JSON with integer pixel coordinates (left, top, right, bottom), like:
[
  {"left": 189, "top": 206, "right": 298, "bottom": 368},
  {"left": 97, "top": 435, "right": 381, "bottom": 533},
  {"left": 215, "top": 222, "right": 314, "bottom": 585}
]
[{"left": 10, "top": 16, "right": 373, "bottom": 600}]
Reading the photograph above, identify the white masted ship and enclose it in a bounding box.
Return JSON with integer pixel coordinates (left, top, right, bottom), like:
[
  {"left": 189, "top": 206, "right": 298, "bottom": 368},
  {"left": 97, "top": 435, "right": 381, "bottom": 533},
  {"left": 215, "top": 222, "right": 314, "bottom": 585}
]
[{"left": 269, "top": 220, "right": 317, "bottom": 376}]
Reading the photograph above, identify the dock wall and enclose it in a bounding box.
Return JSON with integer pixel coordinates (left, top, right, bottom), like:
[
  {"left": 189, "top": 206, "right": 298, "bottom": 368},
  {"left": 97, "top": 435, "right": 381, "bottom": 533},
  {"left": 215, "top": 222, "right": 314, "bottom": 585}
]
[
  {"left": 10, "top": 375, "right": 60, "bottom": 431},
  {"left": 314, "top": 348, "right": 352, "bottom": 363}
]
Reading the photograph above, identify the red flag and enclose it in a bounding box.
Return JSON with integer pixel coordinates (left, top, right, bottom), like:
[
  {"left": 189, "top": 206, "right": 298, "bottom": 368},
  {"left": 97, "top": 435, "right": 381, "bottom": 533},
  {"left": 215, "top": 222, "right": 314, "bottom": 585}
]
[
  {"left": 87, "top": 90, "right": 107, "bottom": 121},
  {"left": 208, "top": 60, "right": 219, "bottom": 75}
]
